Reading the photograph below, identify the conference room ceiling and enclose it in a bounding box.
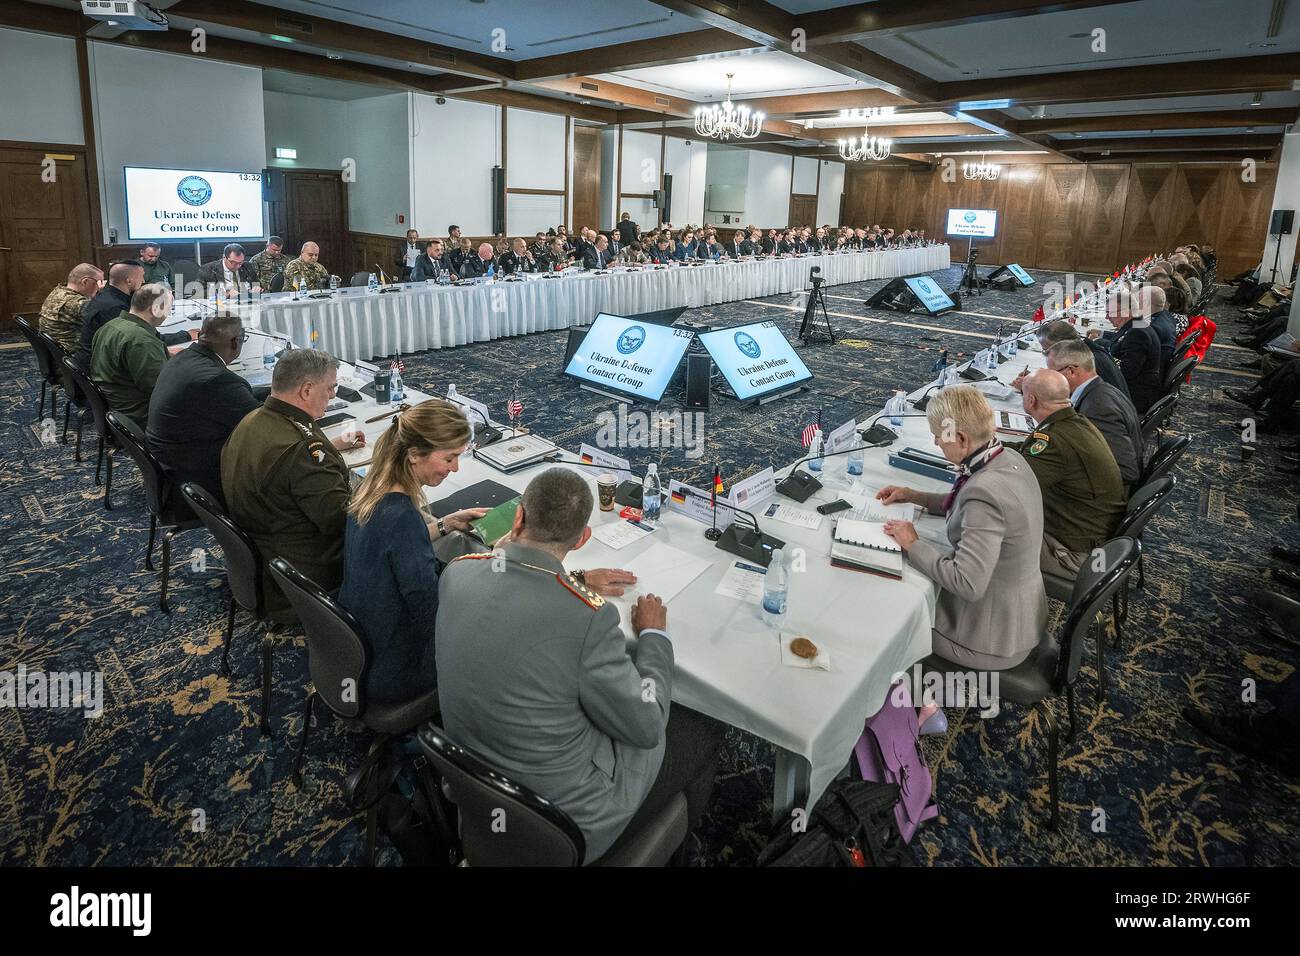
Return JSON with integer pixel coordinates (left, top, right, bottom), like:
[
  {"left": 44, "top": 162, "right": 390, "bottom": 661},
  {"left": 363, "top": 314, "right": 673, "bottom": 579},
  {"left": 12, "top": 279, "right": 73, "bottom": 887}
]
[{"left": 13, "top": 0, "right": 1300, "bottom": 162}]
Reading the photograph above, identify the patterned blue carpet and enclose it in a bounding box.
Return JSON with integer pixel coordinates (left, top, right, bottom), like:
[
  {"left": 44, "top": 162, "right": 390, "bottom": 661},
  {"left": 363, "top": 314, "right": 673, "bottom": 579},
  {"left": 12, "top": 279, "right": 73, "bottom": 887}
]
[{"left": 2, "top": 264, "right": 1297, "bottom": 866}]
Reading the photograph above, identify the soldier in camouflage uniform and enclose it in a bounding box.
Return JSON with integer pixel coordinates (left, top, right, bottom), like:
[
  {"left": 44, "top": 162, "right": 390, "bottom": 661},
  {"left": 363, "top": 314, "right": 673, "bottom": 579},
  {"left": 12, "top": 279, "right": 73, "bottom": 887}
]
[
  {"left": 249, "top": 236, "right": 289, "bottom": 290},
  {"left": 38, "top": 263, "right": 103, "bottom": 355},
  {"left": 282, "top": 241, "right": 330, "bottom": 292}
]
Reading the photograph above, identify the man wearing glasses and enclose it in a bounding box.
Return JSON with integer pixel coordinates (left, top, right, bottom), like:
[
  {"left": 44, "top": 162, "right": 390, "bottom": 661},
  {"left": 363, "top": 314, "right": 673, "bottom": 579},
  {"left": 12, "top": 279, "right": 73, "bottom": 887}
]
[{"left": 148, "top": 311, "right": 263, "bottom": 510}]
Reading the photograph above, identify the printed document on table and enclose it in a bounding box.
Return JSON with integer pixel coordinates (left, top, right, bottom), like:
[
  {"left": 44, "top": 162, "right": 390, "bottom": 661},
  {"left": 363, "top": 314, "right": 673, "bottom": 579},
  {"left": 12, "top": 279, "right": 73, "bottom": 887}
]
[
  {"left": 591, "top": 518, "right": 655, "bottom": 550},
  {"left": 842, "top": 489, "right": 919, "bottom": 523},
  {"left": 714, "top": 560, "right": 768, "bottom": 601},
  {"left": 762, "top": 501, "right": 824, "bottom": 531}
]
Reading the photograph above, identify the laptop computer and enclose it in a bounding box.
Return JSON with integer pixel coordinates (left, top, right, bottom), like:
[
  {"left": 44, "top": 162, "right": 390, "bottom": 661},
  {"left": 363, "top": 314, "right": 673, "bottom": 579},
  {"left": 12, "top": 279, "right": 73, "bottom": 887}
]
[{"left": 425, "top": 479, "right": 519, "bottom": 517}]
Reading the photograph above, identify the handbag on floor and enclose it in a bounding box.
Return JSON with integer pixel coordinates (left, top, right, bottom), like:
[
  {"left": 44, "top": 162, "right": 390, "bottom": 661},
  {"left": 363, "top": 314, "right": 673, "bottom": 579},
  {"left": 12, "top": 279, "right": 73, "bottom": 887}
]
[
  {"left": 851, "top": 680, "right": 939, "bottom": 843},
  {"left": 757, "top": 777, "right": 915, "bottom": 867}
]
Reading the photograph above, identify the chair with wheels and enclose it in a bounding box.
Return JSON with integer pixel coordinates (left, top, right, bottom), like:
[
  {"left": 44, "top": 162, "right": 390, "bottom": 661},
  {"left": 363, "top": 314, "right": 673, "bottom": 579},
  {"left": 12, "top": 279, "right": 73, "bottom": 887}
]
[
  {"left": 267, "top": 271, "right": 286, "bottom": 293},
  {"left": 269, "top": 557, "right": 446, "bottom": 865},
  {"left": 104, "top": 411, "right": 200, "bottom": 612},
  {"left": 417, "top": 723, "right": 689, "bottom": 866},
  {"left": 350, "top": 271, "right": 371, "bottom": 288},
  {"left": 170, "top": 260, "right": 201, "bottom": 295}
]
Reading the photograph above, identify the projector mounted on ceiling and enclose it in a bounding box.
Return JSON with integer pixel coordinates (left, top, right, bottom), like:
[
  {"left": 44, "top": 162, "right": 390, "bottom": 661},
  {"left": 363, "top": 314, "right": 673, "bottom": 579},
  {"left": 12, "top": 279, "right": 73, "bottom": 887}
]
[{"left": 80, "top": 1, "right": 170, "bottom": 31}]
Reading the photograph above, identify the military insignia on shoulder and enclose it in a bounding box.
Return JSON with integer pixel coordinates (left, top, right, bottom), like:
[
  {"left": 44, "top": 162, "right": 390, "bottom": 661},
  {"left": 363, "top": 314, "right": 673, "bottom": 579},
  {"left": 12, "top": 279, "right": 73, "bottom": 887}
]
[
  {"left": 557, "top": 572, "right": 604, "bottom": 609},
  {"left": 308, "top": 442, "right": 327, "bottom": 464},
  {"left": 451, "top": 553, "right": 494, "bottom": 562},
  {"left": 1026, "top": 432, "right": 1050, "bottom": 456},
  {"left": 293, "top": 419, "right": 313, "bottom": 438}
]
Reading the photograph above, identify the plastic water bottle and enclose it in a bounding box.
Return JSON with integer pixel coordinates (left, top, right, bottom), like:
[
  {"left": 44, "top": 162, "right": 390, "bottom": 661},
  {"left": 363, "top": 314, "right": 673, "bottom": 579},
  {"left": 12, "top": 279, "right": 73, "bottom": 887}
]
[
  {"left": 807, "top": 431, "right": 824, "bottom": 473},
  {"left": 847, "top": 441, "right": 864, "bottom": 476},
  {"left": 943, "top": 363, "right": 960, "bottom": 387},
  {"left": 329, "top": 274, "right": 339, "bottom": 291},
  {"left": 262, "top": 337, "right": 277, "bottom": 371},
  {"left": 762, "top": 549, "right": 788, "bottom": 627},
  {"left": 486, "top": 262, "right": 495, "bottom": 280},
  {"left": 641, "top": 464, "right": 662, "bottom": 523},
  {"left": 1007, "top": 334, "right": 1019, "bottom": 358},
  {"left": 391, "top": 368, "right": 405, "bottom": 401},
  {"left": 888, "top": 390, "right": 906, "bottom": 427},
  {"left": 367, "top": 272, "right": 379, "bottom": 293}
]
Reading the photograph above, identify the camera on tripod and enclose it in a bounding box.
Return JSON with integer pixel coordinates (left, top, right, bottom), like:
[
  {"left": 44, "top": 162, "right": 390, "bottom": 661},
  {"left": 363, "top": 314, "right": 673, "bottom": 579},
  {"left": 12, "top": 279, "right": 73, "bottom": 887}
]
[{"left": 809, "top": 265, "right": 824, "bottom": 289}]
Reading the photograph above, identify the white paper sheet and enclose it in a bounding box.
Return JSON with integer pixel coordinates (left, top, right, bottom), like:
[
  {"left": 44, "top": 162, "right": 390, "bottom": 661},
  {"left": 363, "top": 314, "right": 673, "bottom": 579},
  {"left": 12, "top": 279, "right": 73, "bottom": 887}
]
[
  {"left": 618, "top": 542, "right": 711, "bottom": 605},
  {"left": 591, "top": 518, "right": 655, "bottom": 550},
  {"left": 762, "top": 501, "right": 824, "bottom": 531},
  {"left": 713, "top": 559, "right": 768, "bottom": 601}
]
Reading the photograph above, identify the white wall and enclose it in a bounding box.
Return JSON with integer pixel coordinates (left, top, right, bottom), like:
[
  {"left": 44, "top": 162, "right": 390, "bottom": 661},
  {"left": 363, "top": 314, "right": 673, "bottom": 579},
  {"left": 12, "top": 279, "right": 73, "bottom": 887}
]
[
  {"left": 88, "top": 42, "right": 266, "bottom": 243},
  {"left": 792, "top": 156, "right": 819, "bottom": 195},
  {"left": 0, "top": 27, "right": 83, "bottom": 146},
  {"left": 344, "top": 93, "right": 412, "bottom": 237},
  {"left": 663, "top": 136, "right": 706, "bottom": 226},
  {"left": 411, "top": 93, "right": 500, "bottom": 237},
  {"left": 619, "top": 130, "right": 661, "bottom": 210},
  {"left": 745, "top": 151, "right": 794, "bottom": 228},
  {"left": 263, "top": 91, "right": 349, "bottom": 171},
  {"left": 599, "top": 128, "right": 618, "bottom": 229},
  {"left": 816, "top": 159, "right": 845, "bottom": 226},
  {"left": 506, "top": 107, "right": 564, "bottom": 191},
  {"left": 704, "top": 145, "right": 749, "bottom": 226}
]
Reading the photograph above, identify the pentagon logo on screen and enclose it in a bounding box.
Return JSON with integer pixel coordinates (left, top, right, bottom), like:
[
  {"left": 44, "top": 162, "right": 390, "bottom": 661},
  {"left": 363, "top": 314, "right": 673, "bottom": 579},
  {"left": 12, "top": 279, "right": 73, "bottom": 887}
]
[{"left": 176, "top": 175, "right": 213, "bottom": 207}]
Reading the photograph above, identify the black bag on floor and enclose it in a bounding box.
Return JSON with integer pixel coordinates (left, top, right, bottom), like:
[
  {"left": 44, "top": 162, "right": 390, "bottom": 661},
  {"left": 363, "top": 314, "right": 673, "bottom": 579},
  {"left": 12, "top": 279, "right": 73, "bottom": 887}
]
[
  {"left": 345, "top": 740, "right": 460, "bottom": 866},
  {"left": 757, "top": 778, "right": 916, "bottom": 867}
]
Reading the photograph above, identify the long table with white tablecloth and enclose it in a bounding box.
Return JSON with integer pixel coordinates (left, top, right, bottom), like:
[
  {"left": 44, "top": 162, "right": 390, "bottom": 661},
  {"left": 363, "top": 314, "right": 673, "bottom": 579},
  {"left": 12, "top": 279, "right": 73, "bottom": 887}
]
[{"left": 248, "top": 245, "right": 950, "bottom": 362}]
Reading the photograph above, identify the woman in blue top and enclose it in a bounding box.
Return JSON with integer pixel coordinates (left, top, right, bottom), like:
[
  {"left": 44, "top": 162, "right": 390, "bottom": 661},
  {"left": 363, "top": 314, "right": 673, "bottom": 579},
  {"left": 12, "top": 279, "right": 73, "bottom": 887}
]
[{"left": 340, "top": 401, "right": 486, "bottom": 707}]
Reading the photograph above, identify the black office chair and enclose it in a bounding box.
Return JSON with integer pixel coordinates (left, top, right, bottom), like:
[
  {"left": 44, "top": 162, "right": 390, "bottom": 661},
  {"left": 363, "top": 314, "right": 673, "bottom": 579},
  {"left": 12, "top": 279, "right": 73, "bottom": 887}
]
[
  {"left": 1110, "top": 476, "right": 1177, "bottom": 657},
  {"left": 61, "top": 356, "right": 117, "bottom": 506},
  {"left": 104, "top": 411, "right": 200, "bottom": 612},
  {"left": 170, "top": 260, "right": 201, "bottom": 295},
  {"left": 269, "top": 557, "right": 446, "bottom": 865},
  {"left": 1171, "top": 327, "right": 1203, "bottom": 365},
  {"left": 418, "top": 723, "right": 689, "bottom": 866},
  {"left": 267, "top": 271, "right": 286, "bottom": 293},
  {"left": 1137, "top": 433, "right": 1190, "bottom": 490},
  {"left": 1162, "top": 355, "right": 1199, "bottom": 398},
  {"left": 34, "top": 329, "right": 77, "bottom": 444},
  {"left": 349, "top": 271, "right": 371, "bottom": 288},
  {"left": 14, "top": 315, "right": 63, "bottom": 422},
  {"left": 991, "top": 536, "right": 1141, "bottom": 830},
  {"left": 181, "top": 483, "right": 297, "bottom": 734},
  {"left": 1138, "top": 393, "right": 1178, "bottom": 450}
]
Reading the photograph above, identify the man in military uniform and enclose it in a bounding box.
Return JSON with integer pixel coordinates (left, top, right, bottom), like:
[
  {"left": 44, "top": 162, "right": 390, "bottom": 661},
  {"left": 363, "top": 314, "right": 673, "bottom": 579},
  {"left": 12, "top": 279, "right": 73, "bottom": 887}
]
[
  {"left": 1017, "top": 369, "right": 1127, "bottom": 598},
  {"left": 281, "top": 241, "right": 330, "bottom": 292},
  {"left": 435, "top": 467, "right": 725, "bottom": 863},
  {"left": 248, "top": 236, "right": 289, "bottom": 290},
  {"left": 39, "top": 262, "right": 102, "bottom": 355},
  {"left": 138, "top": 243, "right": 172, "bottom": 287},
  {"left": 220, "top": 349, "right": 365, "bottom": 611}
]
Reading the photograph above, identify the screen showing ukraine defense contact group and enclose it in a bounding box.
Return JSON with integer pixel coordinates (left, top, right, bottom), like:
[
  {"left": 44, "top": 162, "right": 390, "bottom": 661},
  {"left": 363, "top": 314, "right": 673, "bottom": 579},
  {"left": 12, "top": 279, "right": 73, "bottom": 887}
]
[
  {"left": 903, "top": 275, "right": 956, "bottom": 313},
  {"left": 945, "top": 208, "right": 998, "bottom": 238},
  {"left": 124, "top": 166, "right": 266, "bottom": 241},
  {"left": 1007, "top": 263, "right": 1034, "bottom": 286},
  {"left": 697, "top": 321, "right": 813, "bottom": 401},
  {"left": 564, "top": 313, "right": 693, "bottom": 402}
]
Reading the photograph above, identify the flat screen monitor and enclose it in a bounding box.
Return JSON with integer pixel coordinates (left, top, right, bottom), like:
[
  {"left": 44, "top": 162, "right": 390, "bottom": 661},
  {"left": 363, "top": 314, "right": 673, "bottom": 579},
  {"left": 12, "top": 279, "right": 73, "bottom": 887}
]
[
  {"left": 1007, "top": 263, "right": 1034, "bottom": 286},
  {"left": 124, "top": 166, "right": 266, "bottom": 241},
  {"left": 903, "top": 276, "right": 956, "bottom": 314},
  {"left": 945, "top": 208, "right": 998, "bottom": 239},
  {"left": 696, "top": 320, "right": 814, "bottom": 402},
  {"left": 563, "top": 312, "right": 694, "bottom": 403}
]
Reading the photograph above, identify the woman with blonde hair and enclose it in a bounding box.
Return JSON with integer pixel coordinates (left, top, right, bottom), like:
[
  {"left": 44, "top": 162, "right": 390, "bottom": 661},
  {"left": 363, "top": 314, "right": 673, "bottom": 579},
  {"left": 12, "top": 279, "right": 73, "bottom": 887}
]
[
  {"left": 339, "top": 400, "right": 488, "bottom": 706},
  {"left": 877, "top": 385, "right": 1046, "bottom": 674}
]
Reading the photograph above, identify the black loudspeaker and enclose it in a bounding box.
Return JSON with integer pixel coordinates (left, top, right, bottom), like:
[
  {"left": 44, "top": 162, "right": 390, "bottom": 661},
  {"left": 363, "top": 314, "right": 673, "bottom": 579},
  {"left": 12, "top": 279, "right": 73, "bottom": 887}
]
[
  {"left": 491, "top": 166, "right": 505, "bottom": 235},
  {"left": 685, "top": 352, "right": 711, "bottom": 410},
  {"left": 661, "top": 173, "right": 673, "bottom": 223},
  {"left": 1271, "top": 209, "right": 1295, "bottom": 236},
  {"left": 562, "top": 326, "right": 588, "bottom": 370},
  {"left": 262, "top": 168, "right": 284, "bottom": 202}
]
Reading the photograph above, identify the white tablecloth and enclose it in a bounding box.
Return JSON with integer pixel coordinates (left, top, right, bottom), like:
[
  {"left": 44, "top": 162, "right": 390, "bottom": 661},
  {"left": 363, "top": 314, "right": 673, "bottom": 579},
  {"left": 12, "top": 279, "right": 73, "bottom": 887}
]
[{"left": 248, "top": 246, "right": 950, "bottom": 362}]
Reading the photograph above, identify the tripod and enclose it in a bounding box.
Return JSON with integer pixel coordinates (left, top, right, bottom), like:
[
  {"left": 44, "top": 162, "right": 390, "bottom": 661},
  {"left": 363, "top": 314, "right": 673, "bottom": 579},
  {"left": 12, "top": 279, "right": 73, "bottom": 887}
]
[
  {"left": 958, "top": 241, "right": 983, "bottom": 296},
  {"left": 1268, "top": 230, "right": 1284, "bottom": 286},
  {"left": 798, "top": 275, "right": 835, "bottom": 344}
]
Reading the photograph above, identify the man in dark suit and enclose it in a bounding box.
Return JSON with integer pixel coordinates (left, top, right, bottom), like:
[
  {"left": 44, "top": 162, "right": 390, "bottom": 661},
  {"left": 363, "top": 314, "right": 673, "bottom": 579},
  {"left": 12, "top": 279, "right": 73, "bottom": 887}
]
[
  {"left": 726, "top": 229, "right": 749, "bottom": 258},
  {"left": 1048, "top": 339, "right": 1144, "bottom": 488},
  {"left": 147, "top": 311, "right": 259, "bottom": 508},
  {"left": 395, "top": 229, "right": 422, "bottom": 281},
  {"left": 1142, "top": 284, "right": 1177, "bottom": 368},
  {"left": 1105, "top": 292, "right": 1164, "bottom": 414},
  {"left": 498, "top": 237, "right": 541, "bottom": 275},
  {"left": 197, "top": 243, "right": 259, "bottom": 296},
  {"left": 615, "top": 213, "right": 639, "bottom": 247},
  {"left": 649, "top": 237, "right": 675, "bottom": 265},
  {"left": 411, "top": 238, "right": 454, "bottom": 283},
  {"left": 75, "top": 260, "right": 142, "bottom": 369},
  {"left": 580, "top": 235, "right": 612, "bottom": 270},
  {"left": 1035, "top": 319, "right": 1130, "bottom": 400}
]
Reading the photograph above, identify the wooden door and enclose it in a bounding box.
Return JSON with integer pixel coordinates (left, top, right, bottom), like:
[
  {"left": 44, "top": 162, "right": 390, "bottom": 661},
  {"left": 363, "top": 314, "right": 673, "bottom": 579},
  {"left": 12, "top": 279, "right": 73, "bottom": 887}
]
[
  {"left": 275, "top": 171, "right": 350, "bottom": 277},
  {"left": 571, "top": 126, "right": 602, "bottom": 232},
  {"left": 788, "top": 193, "right": 818, "bottom": 228},
  {"left": 0, "top": 144, "right": 94, "bottom": 331}
]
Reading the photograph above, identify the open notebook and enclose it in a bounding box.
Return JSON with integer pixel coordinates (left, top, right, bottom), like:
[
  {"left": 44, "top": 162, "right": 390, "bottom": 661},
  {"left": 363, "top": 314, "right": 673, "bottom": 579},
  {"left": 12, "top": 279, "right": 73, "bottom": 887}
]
[{"left": 830, "top": 518, "right": 904, "bottom": 579}]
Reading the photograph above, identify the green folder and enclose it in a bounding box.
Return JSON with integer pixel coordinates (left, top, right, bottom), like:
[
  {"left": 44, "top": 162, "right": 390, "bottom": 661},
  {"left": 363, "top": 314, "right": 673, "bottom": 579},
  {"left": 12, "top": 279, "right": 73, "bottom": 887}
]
[{"left": 470, "top": 497, "right": 521, "bottom": 546}]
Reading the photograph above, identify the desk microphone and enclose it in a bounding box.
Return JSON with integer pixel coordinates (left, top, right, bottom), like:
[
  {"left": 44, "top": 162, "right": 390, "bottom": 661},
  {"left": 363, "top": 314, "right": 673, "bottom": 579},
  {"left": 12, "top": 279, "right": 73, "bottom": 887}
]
[{"left": 442, "top": 394, "right": 503, "bottom": 447}]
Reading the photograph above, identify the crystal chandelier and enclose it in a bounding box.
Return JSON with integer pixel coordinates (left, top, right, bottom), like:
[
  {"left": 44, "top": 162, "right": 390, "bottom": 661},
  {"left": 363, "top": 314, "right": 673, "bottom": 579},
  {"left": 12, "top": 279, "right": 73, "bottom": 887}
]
[
  {"left": 963, "top": 154, "right": 1001, "bottom": 181},
  {"left": 838, "top": 125, "right": 891, "bottom": 161},
  {"left": 694, "top": 73, "right": 764, "bottom": 140}
]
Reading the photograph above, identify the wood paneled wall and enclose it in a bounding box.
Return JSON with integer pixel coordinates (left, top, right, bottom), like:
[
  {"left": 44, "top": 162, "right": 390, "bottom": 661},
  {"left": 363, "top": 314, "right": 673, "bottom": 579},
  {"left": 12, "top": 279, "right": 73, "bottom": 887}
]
[
  {"left": 843, "top": 161, "right": 1277, "bottom": 278},
  {"left": 571, "top": 125, "right": 602, "bottom": 237}
]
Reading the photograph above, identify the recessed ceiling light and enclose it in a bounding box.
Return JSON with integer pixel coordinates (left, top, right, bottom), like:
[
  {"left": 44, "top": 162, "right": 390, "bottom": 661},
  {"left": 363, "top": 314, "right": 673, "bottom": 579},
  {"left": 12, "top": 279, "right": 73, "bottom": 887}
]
[
  {"left": 1249, "top": 41, "right": 1278, "bottom": 48},
  {"left": 326, "top": 53, "right": 342, "bottom": 60}
]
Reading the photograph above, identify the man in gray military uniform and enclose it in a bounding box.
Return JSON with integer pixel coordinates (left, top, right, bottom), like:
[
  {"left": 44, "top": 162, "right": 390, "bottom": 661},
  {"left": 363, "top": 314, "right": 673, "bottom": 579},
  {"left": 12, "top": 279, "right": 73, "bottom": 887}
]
[{"left": 435, "top": 468, "right": 725, "bottom": 863}]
